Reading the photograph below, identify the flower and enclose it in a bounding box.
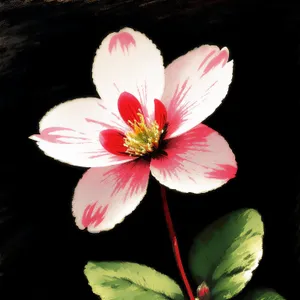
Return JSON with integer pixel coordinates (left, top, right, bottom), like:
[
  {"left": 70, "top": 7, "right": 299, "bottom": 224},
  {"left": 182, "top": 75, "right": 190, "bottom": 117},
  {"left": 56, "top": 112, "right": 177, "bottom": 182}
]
[{"left": 29, "top": 28, "right": 237, "bottom": 233}]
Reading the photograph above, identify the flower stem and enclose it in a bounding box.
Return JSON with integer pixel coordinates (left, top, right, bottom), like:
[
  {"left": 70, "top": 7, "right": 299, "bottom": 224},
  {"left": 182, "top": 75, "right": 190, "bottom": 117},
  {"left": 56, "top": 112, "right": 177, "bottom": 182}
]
[{"left": 160, "top": 185, "right": 194, "bottom": 300}]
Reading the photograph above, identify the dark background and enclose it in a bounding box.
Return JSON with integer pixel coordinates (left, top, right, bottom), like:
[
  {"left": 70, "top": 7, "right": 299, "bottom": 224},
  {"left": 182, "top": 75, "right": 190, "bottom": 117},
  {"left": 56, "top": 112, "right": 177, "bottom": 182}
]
[{"left": 0, "top": 1, "right": 298, "bottom": 299}]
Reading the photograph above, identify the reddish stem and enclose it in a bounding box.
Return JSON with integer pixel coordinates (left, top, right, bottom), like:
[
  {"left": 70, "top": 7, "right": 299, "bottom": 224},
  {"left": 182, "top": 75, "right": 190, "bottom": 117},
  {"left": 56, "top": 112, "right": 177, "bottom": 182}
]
[{"left": 160, "top": 185, "right": 194, "bottom": 300}]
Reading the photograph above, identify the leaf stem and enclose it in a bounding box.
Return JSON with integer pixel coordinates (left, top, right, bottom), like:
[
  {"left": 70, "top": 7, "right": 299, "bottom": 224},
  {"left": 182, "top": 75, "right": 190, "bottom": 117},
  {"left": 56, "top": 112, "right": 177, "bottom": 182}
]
[{"left": 160, "top": 185, "right": 194, "bottom": 300}]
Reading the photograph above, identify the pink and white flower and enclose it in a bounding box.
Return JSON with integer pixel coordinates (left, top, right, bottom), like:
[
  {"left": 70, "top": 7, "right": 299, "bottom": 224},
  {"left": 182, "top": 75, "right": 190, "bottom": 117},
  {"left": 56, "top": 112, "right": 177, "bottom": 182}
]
[{"left": 29, "top": 28, "right": 237, "bottom": 233}]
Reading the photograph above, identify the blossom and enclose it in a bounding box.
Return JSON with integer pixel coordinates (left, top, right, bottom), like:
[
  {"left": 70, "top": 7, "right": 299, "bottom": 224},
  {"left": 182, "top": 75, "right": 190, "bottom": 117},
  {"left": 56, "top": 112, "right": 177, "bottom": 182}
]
[{"left": 29, "top": 28, "right": 237, "bottom": 233}]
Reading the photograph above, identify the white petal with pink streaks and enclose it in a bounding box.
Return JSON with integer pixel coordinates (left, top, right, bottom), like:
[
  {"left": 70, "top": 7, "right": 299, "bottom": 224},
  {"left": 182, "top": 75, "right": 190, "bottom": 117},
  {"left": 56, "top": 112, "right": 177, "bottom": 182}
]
[
  {"left": 72, "top": 160, "right": 150, "bottom": 233},
  {"left": 38, "top": 97, "right": 129, "bottom": 133},
  {"left": 150, "top": 124, "right": 237, "bottom": 193},
  {"left": 33, "top": 141, "right": 135, "bottom": 168},
  {"left": 29, "top": 97, "right": 134, "bottom": 167},
  {"left": 92, "top": 27, "right": 165, "bottom": 121},
  {"left": 161, "top": 45, "right": 233, "bottom": 139}
]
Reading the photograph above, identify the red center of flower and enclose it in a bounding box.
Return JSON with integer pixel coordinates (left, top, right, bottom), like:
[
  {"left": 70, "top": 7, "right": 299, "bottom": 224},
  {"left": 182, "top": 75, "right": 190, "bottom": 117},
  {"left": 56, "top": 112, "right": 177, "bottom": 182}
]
[{"left": 99, "top": 92, "right": 167, "bottom": 157}]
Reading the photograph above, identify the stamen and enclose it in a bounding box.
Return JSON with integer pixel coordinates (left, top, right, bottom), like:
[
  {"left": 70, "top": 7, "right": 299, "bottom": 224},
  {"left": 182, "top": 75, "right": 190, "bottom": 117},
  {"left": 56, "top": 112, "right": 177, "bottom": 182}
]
[{"left": 123, "top": 112, "right": 163, "bottom": 157}]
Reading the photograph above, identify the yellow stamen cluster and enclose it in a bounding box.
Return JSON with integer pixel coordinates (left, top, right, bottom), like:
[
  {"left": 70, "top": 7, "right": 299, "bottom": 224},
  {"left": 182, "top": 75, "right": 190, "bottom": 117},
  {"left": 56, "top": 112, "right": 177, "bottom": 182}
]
[{"left": 124, "top": 112, "right": 162, "bottom": 156}]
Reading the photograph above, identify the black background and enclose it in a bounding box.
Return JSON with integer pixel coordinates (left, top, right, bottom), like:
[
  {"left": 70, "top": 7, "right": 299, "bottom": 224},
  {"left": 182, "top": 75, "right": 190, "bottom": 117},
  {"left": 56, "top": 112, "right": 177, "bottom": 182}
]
[{"left": 0, "top": 1, "right": 298, "bottom": 299}]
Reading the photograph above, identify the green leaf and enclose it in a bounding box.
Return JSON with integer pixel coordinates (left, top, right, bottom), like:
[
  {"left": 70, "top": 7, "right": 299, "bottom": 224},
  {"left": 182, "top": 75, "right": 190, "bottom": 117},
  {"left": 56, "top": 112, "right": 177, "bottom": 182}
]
[
  {"left": 84, "top": 261, "right": 185, "bottom": 300},
  {"left": 243, "top": 289, "right": 286, "bottom": 300},
  {"left": 188, "top": 208, "right": 264, "bottom": 300}
]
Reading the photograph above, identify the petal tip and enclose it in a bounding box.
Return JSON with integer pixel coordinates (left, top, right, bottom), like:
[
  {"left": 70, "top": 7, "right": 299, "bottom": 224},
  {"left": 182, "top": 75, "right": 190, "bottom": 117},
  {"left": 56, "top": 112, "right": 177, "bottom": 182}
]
[
  {"left": 221, "top": 46, "right": 229, "bottom": 53},
  {"left": 28, "top": 134, "right": 40, "bottom": 141}
]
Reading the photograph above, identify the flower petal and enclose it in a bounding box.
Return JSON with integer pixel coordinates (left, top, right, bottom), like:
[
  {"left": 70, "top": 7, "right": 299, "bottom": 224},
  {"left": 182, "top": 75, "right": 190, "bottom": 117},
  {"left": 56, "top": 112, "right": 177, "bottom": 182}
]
[
  {"left": 99, "top": 129, "right": 127, "bottom": 155},
  {"left": 32, "top": 141, "right": 135, "bottom": 168},
  {"left": 118, "top": 92, "right": 144, "bottom": 127},
  {"left": 150, "top": 123, "right": 237, "bottom": 193},
  {"left": 92, "top": 27, "right": 165, "bottom": 121},
  {"left": 72, "top": 160, "right": 150, "bottom": 233},
  {"left": 161, "top": 45, "right": 233, "bottom": 139},
  {"left": 154, "top": 99, "right": 167, "bottom": 131},
  {"left": 29, "top": 97, "right": 135, "bottom": 167}
]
